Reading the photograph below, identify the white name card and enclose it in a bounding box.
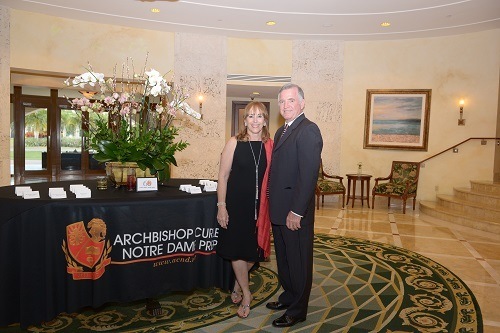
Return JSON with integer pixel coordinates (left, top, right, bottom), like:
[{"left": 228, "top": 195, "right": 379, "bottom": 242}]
[
  {"left": 204, "top": 182, "right": 217, "bottom": 192},
  {"left": 187, "top": 186, "right": 202, "bottom": 194},
  {"left": 199, "top": 179, "right": 211, "bottom": 186},
  {"left": 23, "top": 191, "right": 40, "bottom": 199},
  {"left": 70, "top": 184, "right": 86, "bottom": 193},
  {"left": 75, "top": 188, "right": 91, "bottom": 198},
  {"left": 49, "top": 187, "right": 65, "bottom": 196},
  {"left": 15, "top": 186, "right": 32, "bottom": 196},
  {"left": 50, "top": 192, "right": 67, "bottom": 199},
  {"left": 136, "top": 177, "right": 158, "bottom": 192},
  {"left": 179, "top": 184, "right": 192, "bottom": 192}
]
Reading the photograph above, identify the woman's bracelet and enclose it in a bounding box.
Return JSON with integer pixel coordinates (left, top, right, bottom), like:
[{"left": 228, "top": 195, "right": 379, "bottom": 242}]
[{"left": 217, "top": 202, "right": 226, "bottom": 207}]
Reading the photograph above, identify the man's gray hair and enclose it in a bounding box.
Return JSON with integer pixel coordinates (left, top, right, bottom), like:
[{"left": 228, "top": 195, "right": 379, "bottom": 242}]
[{"left": 278, "top": 83, "right": 304, "bottom": 101}]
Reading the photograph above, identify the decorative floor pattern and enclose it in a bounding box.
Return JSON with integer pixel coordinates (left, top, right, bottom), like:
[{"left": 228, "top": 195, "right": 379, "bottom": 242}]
[
  {"left": 2, "top": 204, "right": 497, "bottom": 332},
  {"left": 4, "top": 268, "right": 279, "bottom": 333},
  {"left": 310, "top": 234, "right": 481, "bottom": 332}
]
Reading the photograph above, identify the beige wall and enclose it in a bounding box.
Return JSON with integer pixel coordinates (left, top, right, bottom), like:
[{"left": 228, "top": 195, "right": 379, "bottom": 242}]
[
  {"left": 10, "top": 10, "right": 174, "bottom": 76},
  {"left": 227, "top": 38, "right": 292, "bottom": 76},
  {"left": 342, "top": 30, "right": 500, "bottom": 200},
  {"left": 3, "top": 9, "right": 499, "bottom": 203}
]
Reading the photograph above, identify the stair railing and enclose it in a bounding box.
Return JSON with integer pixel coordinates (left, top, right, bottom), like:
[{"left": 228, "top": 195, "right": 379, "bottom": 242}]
[{"left": 419, "top": 137, "right": 500, "bottom": 164}]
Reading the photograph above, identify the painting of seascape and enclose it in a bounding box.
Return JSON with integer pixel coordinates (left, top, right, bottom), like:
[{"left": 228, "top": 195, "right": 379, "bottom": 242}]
[{"left": 364, "top": 89, "right": 431, "bottom": 151}]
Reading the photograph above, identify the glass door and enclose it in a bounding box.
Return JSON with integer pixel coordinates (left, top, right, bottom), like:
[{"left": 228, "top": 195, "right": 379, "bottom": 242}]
[
  {"left": 13, "top": 93, "right": 52, "bottom": 182},
  {"left": 12, "top": 87, "right": 106, "bottom": 184}
]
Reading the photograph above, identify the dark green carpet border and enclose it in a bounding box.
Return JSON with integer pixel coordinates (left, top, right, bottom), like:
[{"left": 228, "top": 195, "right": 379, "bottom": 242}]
[
  {"left": 1, "top": 234, "right": 483, "bottom": 333},
  {"left": 2, "top": 266, "right": 279, "bottom": 333}
]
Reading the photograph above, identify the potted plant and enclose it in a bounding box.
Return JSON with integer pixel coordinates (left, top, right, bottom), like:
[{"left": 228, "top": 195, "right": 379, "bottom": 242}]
[{"left": 64, "top": 57, "right": 201, "bottom": 184}]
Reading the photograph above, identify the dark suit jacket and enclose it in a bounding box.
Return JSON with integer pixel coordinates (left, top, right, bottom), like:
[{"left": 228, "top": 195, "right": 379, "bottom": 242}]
[{"left": 269, "top": 114, "right": 323, "bottom": 226}]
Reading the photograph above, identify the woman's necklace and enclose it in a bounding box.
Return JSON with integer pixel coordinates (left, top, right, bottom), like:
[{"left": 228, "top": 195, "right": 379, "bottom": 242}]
[{"left": 248, "top": 141, "right": 263, "bottom": 220}]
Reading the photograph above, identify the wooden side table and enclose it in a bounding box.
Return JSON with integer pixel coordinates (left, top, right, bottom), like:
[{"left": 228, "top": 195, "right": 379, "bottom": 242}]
[{"left": 346, "top": 174, "right": 372, "bottom": 208}]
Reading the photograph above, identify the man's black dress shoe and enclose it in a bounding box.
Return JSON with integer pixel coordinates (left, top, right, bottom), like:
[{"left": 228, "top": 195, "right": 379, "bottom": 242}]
[
  {"left": 272, "top": 314, "right": 306, "bottom": 327},
  {"left": 266, "top": 301, "right": 289, "bottom": 310}
]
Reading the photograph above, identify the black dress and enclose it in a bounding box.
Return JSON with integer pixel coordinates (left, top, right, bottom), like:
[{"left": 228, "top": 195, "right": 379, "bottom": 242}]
[{"left": 216, "top": 141, "right": 267, "bottom": 262}]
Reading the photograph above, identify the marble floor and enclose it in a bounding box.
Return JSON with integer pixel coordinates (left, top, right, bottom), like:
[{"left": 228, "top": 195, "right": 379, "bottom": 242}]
[{"left": 201, "top": 199, "right": 500, "bottom": 333}]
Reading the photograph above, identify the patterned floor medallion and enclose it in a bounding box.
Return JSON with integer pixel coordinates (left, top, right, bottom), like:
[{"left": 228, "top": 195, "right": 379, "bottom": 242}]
[
  {"left": 310, "top": 234, "right": 482, "bottom": 333},
  {"left": 11, "top": 267, "right": 279, "bottom": 333},
  {"left": 2, "top": 235, "right": 482, "bottom": 332}
]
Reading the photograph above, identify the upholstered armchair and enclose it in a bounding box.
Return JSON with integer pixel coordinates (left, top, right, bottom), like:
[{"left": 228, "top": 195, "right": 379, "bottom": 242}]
[
  {"left": 371, "top": 161, "right": 420, "bottom": 214},
  {"left": 316, "top": 160, "right": 345, "bottom": 209}
]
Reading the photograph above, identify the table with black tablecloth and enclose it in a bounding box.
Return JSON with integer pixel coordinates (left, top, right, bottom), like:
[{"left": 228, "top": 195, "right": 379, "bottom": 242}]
[{"left": 0, "top": 179, "right": 233, "bottom": 328}]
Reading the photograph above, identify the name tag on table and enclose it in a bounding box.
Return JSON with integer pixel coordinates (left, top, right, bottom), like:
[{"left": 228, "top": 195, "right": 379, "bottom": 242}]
[
  {"left": 15, "top": 186, "right": 32, "bottom": 196},
  {"left": 49, "top": 187, "right": 65, "bottom": 197},
  {"left": 50, "top": 192, "right": 67, "bottom": 199},
  {"left": 204, "top": 182, "right": 217, "bottom": 192},
  {"left": 23, "top": 191, "right": 40, "bottom": 199},
  {"left": 70, "top": 184, "right": 86, "bottom": 193},
  {"left": 136, "top": 177, "right": 158, "bottom": 192},
  {"left": 75, "top": 188, "right": 91, "bottom": 198},
  {"left": 187, "top": 186, "right": 202, "bottom": 194},
  {"left": 179, "top": 184, "right": 192, "bottom": 191}
]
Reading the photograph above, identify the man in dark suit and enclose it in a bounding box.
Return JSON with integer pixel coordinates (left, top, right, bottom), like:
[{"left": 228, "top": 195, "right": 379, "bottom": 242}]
[{"left": 267, "top": 83, "right": 323, "bottom": 327}]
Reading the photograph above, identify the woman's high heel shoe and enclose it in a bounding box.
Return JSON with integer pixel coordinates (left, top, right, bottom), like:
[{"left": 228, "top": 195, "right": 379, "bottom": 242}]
[
  {"left": 237, "top": 303, "right": 251, "bottom": 318},
  {"left": 231, "top": 290, "right": 242, "bottom": 304}
]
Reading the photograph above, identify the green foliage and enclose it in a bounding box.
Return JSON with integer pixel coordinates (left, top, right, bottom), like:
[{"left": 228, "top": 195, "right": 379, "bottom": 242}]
[
  {"left": 61, "top": 137, "right": 82, "bottom": 148},
  {"left": 86, "top": 113, "right": 189, "bottom": 182}
]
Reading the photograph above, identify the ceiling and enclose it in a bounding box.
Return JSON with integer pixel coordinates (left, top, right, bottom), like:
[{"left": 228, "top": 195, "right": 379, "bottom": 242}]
[{"left": 1, "top": 0, "right": 499, "bottom": 99}]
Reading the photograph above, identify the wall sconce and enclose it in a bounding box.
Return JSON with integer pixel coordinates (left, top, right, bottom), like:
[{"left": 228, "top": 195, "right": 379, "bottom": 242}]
[
  {"left": 458, "top": 99, "right": 465, "bottom": 126},
  {"left": 197, "top": 95, "right": 203, "bottom": 112}
]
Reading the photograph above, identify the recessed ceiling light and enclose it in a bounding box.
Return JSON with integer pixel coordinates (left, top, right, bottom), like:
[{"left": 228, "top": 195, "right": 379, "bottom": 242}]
[
  {"left": 252, "top": 92, "right": 260, "bottom": 95},
  {"left": 151, "top": 8, "right": 160, "bottom": 13},
  {"left": 380, "top": 22, "right": 391, "bottom": 27},
  {"left": 266, "top": 21, "right": 276, "bottom": 26}
]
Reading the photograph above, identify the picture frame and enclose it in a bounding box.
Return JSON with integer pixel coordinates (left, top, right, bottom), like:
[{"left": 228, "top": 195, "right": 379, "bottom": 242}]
[{"left": 364, "top": 89, "right": 431, "bottom": 151}]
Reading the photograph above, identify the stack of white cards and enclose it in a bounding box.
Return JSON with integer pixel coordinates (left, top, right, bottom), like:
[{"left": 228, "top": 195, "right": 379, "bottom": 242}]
[
  {"left": 179, "top": 184, "right": 202, "bottom": 194},
  {"left": 48, "top": 187, "right": 67, "bottom": 199},
  {"left": 70, "top": 184, "right": 92, "bottom": 198},
  {"left": 15, "top": 186, "right": 40, "bottom": 199},
  {"left": 199, "top": 180, "right": 217, "bottom": 192}
]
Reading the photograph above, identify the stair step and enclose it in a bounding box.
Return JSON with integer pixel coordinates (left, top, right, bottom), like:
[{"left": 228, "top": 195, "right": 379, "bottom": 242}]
[
  {"left": 470, "top": 180, "right": 500, "bottom": 195},
  {"left": 436, "top": 194, "right": 500, "bottom": 222},
  {"left": 454, "top": 187, "right": 500, "bottom": 207},
  {"left": 420, "top": 200, "right": 500, "bottom": 234}
]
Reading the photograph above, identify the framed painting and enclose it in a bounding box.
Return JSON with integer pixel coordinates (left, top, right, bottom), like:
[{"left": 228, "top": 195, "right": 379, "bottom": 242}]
[{"left": 363, "top": 89, "right": 431, "bottom": 151}]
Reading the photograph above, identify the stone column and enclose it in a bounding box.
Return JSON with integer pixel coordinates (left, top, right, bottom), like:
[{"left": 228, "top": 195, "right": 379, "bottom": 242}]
[
  {"left": 173, "top": 33, "right": 227, "bottom": 179},
  {"left": 292, "top": 40, "right": 344, "bottom": 174},
  {"left": 0, "top": 6, "right": 10, "bottom": 186}
]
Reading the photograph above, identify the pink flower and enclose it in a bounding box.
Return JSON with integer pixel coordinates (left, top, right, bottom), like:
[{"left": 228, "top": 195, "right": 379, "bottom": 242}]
[
  {"left": 118, "top": 93, "right": 129, "bottom": 104},
  {"left": 104, "top": 96, "right": 115, "bottom": 105},
  {"left": 168, "top": 107, "right": 176, "bottom": 116},
  {"left": 120, "top": 105, "right": 130, "bottom": 116}
]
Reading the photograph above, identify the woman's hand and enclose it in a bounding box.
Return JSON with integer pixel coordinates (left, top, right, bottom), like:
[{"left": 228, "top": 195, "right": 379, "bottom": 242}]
[{"left": 217, "top": 206, "right": 229, "bottom": 229}]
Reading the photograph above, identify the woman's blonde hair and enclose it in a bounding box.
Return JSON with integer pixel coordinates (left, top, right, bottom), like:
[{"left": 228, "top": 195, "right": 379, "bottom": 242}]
[{"left": 236, "top": 101, "right": 270, "bottom": 142}]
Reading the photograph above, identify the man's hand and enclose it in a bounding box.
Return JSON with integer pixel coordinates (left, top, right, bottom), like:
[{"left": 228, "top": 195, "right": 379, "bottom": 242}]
[{"left": 286, "top": 211, "right": 302, "bottom": 231}]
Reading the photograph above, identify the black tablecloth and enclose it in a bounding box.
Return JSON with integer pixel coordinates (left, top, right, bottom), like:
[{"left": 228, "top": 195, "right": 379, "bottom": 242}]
[{"left": 0, "top": 179, "right": 233, "bottom": 328}]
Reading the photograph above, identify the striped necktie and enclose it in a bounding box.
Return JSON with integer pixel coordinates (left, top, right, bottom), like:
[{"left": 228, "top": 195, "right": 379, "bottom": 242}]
[{"left": 280, "top": 124, "right": 289, "bottom": 139}]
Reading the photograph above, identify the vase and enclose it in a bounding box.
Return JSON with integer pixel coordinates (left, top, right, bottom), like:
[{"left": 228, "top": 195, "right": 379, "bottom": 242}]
[{"left": 106, "top": 162, "right": 155, "bottom": 187}]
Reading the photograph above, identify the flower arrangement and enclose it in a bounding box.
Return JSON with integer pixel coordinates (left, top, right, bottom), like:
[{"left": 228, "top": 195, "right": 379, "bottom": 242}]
[{"left": 64, "top": 58, "right": 201, "bottom": 182}]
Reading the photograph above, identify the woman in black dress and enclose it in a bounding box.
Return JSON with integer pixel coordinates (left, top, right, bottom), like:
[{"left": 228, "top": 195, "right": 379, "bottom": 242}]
[{"left": 216, "top": 102, "right": 273, "bottom": 318}]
